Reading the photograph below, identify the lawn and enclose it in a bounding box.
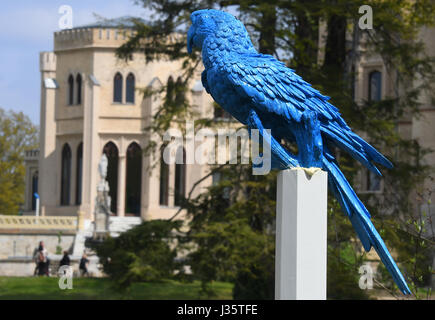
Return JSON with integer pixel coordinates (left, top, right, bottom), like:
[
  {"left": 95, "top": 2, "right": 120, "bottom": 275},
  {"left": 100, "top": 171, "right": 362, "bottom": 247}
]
[{"left": 0, "top": 277, "right": 233, "bottom": 300}]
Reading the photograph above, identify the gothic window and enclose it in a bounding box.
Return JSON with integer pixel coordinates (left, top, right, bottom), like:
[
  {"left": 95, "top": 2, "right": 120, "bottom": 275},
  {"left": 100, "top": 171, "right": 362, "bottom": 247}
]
[
  {"left": 369, "top": 71, "right": 382, "bottom": 102},
  {"left": 76, "top": 143, "right": 83, "bottom": 205},
  {"left": 175, "top": 76, "right": 185, "bottom": 106},
  {"left": 367, "top": 170, "right": 381, "bottom": 192},
  {"left": 61, "top": 143, "right": 72, "bottom": 205},
  {"left": 174, "top": 147, "right": 186, "bottom": 206},
  {"left": 126, "top": 73, "right": 135, "bottom": 103},
  {"left": 113, "top": 72, "right": 123, "bottom": 103},
  {"left": 68, "top": 75, "right": 74, "bottom": 105},
  {"left": 159, "top": 146, "right": 169, "bottom": 206},
  {"left": 31, "top": 171, "right": 38, "bottom": 211},
  {"left": 166, "top": 76, "right": 175, "bottom": 103},
  {"left": 76, "top": 74, "right": 82, "bottom": 105},
  {"left": 103, "top": 142, "right": 119, "bottom": 214},
  {"left": 125, "top": 142, "right": 142, "bottom": 215}
]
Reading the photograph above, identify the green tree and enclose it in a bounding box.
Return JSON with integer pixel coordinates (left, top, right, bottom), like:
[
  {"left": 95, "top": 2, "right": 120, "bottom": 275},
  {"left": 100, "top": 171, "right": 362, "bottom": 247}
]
[
  {"left": 112, "top": 0, "right": 435, "bottom": 299},
  {"left": 0, "top": 108, "right": 38, "bottom": 215},
  {"left": 93, "top": 219, "right": 182, "bottom": 289}
]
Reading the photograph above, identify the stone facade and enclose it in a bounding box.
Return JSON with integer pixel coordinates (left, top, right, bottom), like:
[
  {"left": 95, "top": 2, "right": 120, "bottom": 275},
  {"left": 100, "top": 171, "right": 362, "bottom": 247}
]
[
  {"left": 351, "top": 26, "right": 435, "bottom": 216},
  {"left": 0, "top": 232, "right": 75, "bottom": 260}
]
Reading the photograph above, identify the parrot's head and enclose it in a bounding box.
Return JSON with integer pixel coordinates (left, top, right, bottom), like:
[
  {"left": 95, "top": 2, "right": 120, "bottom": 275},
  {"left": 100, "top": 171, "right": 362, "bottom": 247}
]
[{"left": 187, "top": 9, "right": 252, "bottom": 54}]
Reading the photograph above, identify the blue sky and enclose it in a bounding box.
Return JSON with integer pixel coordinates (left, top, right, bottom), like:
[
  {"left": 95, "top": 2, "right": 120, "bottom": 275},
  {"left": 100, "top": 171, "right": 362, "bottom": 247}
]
[{"left": 0, "top": 0, "right": 151, "bottom": 125}]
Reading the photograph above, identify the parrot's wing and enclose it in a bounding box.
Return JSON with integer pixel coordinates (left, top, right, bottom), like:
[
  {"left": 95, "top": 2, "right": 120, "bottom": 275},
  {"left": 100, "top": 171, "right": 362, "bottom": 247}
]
[{"left": 220, "top": 52, "right": 392, "bottom": 172}]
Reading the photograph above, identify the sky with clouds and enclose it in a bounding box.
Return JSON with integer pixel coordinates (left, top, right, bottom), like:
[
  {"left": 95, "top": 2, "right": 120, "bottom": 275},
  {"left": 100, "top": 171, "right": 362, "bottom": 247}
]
[{"left": 0, "top": 0, "right": 151, "bottom": 125}]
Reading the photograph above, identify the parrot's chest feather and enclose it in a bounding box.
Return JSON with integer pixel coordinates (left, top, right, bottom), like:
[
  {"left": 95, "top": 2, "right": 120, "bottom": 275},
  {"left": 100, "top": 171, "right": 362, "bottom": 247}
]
[
  {"left": 201, "top": 36, "right": 258, "bottom": 124},
  {"left": 206, "top": 69, "right": 250, "bottom": 123}
]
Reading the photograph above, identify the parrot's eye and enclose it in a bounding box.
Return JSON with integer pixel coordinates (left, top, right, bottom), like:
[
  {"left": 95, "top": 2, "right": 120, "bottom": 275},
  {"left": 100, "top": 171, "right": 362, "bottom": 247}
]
[{"left": 198, "top": 15, "right": 209, "bottom": 24}]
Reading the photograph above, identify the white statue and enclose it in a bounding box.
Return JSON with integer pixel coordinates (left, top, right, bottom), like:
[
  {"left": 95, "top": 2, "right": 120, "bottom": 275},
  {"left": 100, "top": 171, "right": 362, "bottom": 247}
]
[
  {"left": 98, "top": 153, "right": 108, "bottom": 180},
  {"left": 94, "top": 154, "right": 111, "bottom": 237}
]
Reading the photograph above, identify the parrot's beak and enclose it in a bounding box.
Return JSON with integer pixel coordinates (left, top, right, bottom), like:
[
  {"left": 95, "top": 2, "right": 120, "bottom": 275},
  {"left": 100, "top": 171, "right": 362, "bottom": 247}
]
[{"left": 187, "top": 25, "right": 195, "bottom": 54}]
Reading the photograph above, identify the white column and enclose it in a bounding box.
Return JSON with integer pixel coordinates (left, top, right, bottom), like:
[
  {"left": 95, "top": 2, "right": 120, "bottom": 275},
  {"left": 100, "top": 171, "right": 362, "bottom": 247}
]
[
  {"left": 117, "top": 154, "right": 126, "bottom": 217},
  {"left": 275, "top": 168, "right": 328, "bottom": 300},
  {"left": 82, "top": 75, "right": 100, "bottom": 219}
]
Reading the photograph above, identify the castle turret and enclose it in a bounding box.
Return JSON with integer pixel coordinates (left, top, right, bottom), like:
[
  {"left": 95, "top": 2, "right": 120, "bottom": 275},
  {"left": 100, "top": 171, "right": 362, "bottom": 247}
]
[
  {"left": 40, "top": 51, "right": 56, "bottom": 78},
  {"left": 39, "top": 51, "right": 58, "bottom": 216}
]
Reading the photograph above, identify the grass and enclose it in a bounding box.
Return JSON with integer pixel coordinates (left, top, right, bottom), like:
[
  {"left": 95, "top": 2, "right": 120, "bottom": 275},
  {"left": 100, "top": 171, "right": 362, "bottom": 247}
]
[{"left": 0, "top": 277, "right": 234, "bottom": 300}]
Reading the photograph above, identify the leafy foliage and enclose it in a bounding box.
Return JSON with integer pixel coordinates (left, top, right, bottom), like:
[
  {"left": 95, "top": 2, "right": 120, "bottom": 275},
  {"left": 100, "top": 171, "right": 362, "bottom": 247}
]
[
  {"left": 0, "top": 108, "right": 38, "bottom": 215},
  {"left": 94, "top": 219, "right": 182, "bottom": 289}
]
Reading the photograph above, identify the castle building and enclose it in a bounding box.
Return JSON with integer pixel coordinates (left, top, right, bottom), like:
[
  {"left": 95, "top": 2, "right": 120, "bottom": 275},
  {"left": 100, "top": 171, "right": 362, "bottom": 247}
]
[
  {"left": 23, "top": 18, "right": 215, "bottom": 223},
  {"left": 350, "top": 25, "right": 435, "bottom": 215}
]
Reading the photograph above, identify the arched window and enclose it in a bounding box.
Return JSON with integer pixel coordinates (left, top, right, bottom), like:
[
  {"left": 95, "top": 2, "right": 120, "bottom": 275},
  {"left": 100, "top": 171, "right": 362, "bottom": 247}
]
[
  {"left": 166, "top": 76, "right": 175, "bottom": 104},
  {"left": 367, "top": 170, "right": 381, "bottom": 192},
  {"left": 126, "top": 73, "right": 135, "bottom": 103},
  {"left": 103, "top": 142, "right": 119, "bottom": 213},
  {"left": 174, "top": 147, "right": 186, "bottom": 206},
  {"left": 75, "top": 143, "right": 83, "bottom": 205},
  {"left": 76, "top": 74, "right": 82, "bottom": 105},
  {"left": 31, "top": 171, "right": 38, "bottom": 211},
  {"left": 61, "top": 143, "right": 72, "bottom": 205},
  {"left": 125, "top": 142, "right": 142, "bottom": 215},
  {"left": 68, "top": 75, "right": 74, "bottom": 105},
  {"left": 369, "top": 71, "right": 382, "bottom": 102},
  {"left": 159, "top": 146, "right": 169, "bottom": 206},
  {"left": 175, "top": 76, "right": 185, "bottom": 106},
  {"left": 113, "top": 72, "right": 123, "bottom": 103}
]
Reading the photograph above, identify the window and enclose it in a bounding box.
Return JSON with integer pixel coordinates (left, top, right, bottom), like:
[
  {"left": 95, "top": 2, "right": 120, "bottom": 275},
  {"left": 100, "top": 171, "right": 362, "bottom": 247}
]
[
  {"left": 166, "top": 76, "right": 175, "bottom": 103},
  {"left": 76, "top": 143, "right": 83, "bottom": 205},
  {"left": 367, "top": 170, "right": 381, "bottom": 192},
  {"left": 114, "top": 73, "right": 123, "bottom": 103},
  {"left": 125, "top": 142, "right": 142, "bottom": 215},
  {"left": 68, "top": 75, "right": 74, "bottom": 105},
  {"left": 159, "top": 147, "right": 169, "bottom": 206},
  {"left": 126, "top": 73, "right": 135, "bottom": 103},
  {"left": 175, "top": 76, "right": 185, "bottom": 106},
  {"left": 103, "top": 142, "right": 119, "bottom": 214},
  {"left": 174, "top": 147, "right": 186, "bottom": 206},
  {"left": 61, "top": 143, "right": 72, "bottom": 205},
  {"left": 76, "top": 74, "right": 82, "bottom": 105},
  {"left": 31, "top": 171, "right": 38, "bottom": 211},
  {"left": 369, "top": 71, "right": 382, "bottom": 102}
]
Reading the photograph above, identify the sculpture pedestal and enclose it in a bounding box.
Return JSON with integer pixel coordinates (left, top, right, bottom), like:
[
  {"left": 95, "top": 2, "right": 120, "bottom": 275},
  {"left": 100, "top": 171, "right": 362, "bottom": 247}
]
[{"left": 275, "top": 168, "right": 328, "bottom": 300}]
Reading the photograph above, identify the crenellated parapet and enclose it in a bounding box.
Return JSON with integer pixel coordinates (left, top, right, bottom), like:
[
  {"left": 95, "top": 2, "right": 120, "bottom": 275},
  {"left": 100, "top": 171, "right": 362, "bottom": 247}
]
[
  {"left": 54, "top": 27, "right": 134, "bottom": 52},
  {"left": 39, "top": 51, "right": 56, "bottom": 73}
]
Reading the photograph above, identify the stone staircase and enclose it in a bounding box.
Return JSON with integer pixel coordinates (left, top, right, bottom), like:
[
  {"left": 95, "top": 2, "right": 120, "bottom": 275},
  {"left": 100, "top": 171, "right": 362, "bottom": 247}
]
[
  {"left": 72, "top": 216, "right": 142, "bottom": 256},
  {"left": 108, "top": 216, "right": 142, "bottom": 237},
  {"left": 69, "top": 216, "right": 142, "bottom": 277}
]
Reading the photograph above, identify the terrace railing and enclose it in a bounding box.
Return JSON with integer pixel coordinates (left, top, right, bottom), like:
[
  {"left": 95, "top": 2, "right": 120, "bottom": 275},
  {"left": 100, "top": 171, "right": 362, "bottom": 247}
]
[{"left": 0, "top": 215, "right": 79, "bottom": 231}]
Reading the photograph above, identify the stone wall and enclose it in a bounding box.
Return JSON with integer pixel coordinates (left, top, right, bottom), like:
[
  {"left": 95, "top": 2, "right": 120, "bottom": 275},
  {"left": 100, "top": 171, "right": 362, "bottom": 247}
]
[{"left": 0, "top": 232, "right": 75, "bottom": 259}]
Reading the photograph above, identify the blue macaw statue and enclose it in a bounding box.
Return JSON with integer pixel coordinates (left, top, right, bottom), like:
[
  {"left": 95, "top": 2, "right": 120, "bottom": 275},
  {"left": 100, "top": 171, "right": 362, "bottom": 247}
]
[{"left": 187, "top": 9, "right": 411, "bottom": 295}]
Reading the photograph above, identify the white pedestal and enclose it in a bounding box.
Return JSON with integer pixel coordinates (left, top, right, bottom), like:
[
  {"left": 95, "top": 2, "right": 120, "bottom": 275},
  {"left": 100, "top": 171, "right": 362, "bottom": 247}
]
[{"left": 275, "top": 168, "right": 328, "bottom": 300}]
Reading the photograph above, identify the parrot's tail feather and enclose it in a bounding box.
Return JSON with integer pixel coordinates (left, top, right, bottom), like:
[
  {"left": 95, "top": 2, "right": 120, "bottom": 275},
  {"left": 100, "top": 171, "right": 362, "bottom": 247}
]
[
  {"left": 322, "top": 156, "right": 411, "bottom": 295},
  {"left": 350, "top": 132, "right": 394, "bottom": 169}
]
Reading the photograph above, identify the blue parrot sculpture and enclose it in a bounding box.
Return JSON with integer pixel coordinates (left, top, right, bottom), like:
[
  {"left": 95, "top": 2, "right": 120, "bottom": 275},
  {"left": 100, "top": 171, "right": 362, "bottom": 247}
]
[{"left": 187, "top": 9, "right": 411, "bottom": 295}]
